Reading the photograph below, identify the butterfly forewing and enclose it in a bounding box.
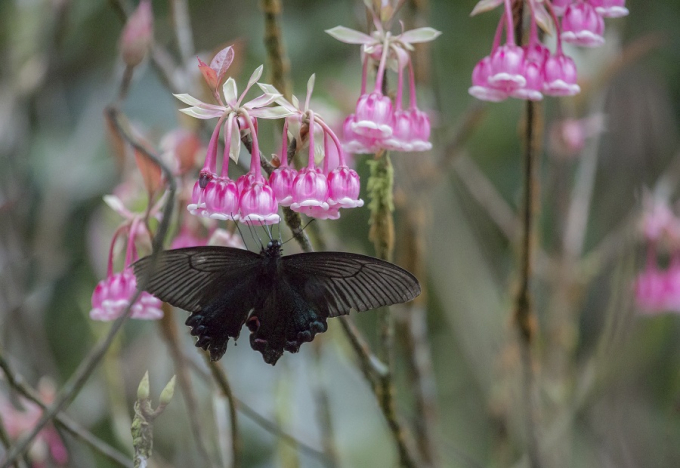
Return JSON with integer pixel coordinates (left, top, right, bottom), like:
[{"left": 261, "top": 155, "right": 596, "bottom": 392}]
[
  {"left": 132, "top": 247, "right": 262, "bottom": 312},
  {"left": 281, "top": 252, "right": 421, "bottom": 317}
]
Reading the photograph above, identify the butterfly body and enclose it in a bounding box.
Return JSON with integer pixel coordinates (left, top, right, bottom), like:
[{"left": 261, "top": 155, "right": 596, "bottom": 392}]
[{"left": 134, "top": 240, "right": 420, "bottom": 365}]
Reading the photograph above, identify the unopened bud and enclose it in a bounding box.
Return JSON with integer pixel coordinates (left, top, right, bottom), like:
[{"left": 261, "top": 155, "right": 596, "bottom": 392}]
[
  {"left": 159, "top": 375, "right": 176, "bottom": 405},
  {"left": 120, "top": 0, "right": 154, "bottom": 68},
  {"left": 137, "top": 371, "right": 150, "bottom": 400}
]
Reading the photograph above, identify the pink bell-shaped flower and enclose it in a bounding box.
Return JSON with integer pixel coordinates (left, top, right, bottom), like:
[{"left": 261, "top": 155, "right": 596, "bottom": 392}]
[
  {"left": 409, "top": 108, "right": 433, "bottom": 151},
  {"left": 383, "top": 110, "right": 414, "bottom": 152},
  {"left": 239, "top": 181, "right": 280, "bottom": 225},
  {"left": 543, "top": 53, "right": 581, "bottom": 96},
  {"left": 269, "top": 120, "right": 297, "bottom": 206},
  {"left": 203, "top": 115, "right": 240, "bottom": 220},
  {"left": 342, "top": 114, "right": 379, "bottom": 154},
  {"left": 328, "top": 166, "right": 363, "bottom": 209},
  {"left": 551, "top": 0, "right": 573, "bottom": 16},
  {"left": 188, "top": 119, "right": 222, "bottom": 216},
  {"left": 238, "top": 112, "right": 280, "bottom": 225},
  {"left": 290, "top": 167, "right": 329, "bottom": 213},
  {"left": 561, "top": 3, "right": 605, "bottom": 48},
  {"left": 291, "top": 113, "right": 330, "bottom": 215},
  {"left": 488, "top": 44, "right": 527, "bottom": 91},
  {"left": 352, "top": 91, "right": 393, "bottom": 139},
  {"left": 90, "top": 222, "right": 163, "bottom": 321},
  {"left": 205, "top": 177, "right": 240, "bottom": 221},
  {"left": 590, "top": 0, "right": 628, "bottom": 18},
  {"left": 469, "top": 55, "right": 508, "bottom": 102},
  {"left": 511, "top": 24, "right": 548, "bottom": 101}
]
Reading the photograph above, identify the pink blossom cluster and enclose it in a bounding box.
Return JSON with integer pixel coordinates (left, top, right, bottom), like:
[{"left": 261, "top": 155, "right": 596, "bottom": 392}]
[
  {"left": 342, "top": 56, "right": 433, "bottom": 154},
  {"left": 178, "top": 50, "right": 363, "bottom": 223},
  {"left": 634, "top": 199, "right": 680, "bottom": 315},
  {"left": 469, "top": 0, "right": 628, "bottom": 103},
  {"left": 326, "top": 8, "right": 441, "bottom": 154},
  {"left": 90, "top": 219, "right": 163, "bottom": 321}
]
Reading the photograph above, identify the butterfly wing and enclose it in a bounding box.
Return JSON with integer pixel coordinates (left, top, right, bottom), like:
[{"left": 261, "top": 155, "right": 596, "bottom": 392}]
[
  {"left": 133, "top": 247, "right": 264, "bottom": 360},
  {"left": 281, "top": 252, "right": 421, "bottom": 318}
]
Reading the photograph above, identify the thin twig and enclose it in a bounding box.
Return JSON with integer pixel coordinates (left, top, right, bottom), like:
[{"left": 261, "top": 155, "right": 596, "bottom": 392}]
[
  {"left": 261, "top": 0, "right": 291, "bottom": 99},
  {"left": 513, "top": 98, "right": 542, "bottom": 468},
  {"left": 170, "top": 0, "right": 195, "bottom": 71},
  {"left": 311, "top": 341, "right": 339, "bottom": 468},
  {"left": 0, "top": 353, "right": 133, "bottom": 468},
  {"left": 157, "top": 308, "right": 216, "bottom": 468},
  {"left": 204, "top": 356, "right": 240, "bottom": 468}
]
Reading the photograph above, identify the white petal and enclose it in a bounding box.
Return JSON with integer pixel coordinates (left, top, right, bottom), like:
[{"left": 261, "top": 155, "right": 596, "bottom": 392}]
[
  {"left": 222, "top": 78, "right": 238, "bottom": 107},
  {"left": 173, "top": 93, "right": 205, "bottom": 106},
  {"left": 245, "top": 93, "right": 282, "bottom": 110},
  {"left": 249, "top": 106, "right": 296, "bottom": 119},
  {"left": 470, "top": 0, "right": 503, "bottom": 16},
  {"left": 103, "top": 195, "right": 133, "bottom": 219},
  {"left": 325, "top": 26, "right": 375, "bottom": 44},
  {"left": 179, "top": 107, "right": 225, "bottom": 119},
  {"left": 398, "top": 27, "right": 441, "bottom": 44}
]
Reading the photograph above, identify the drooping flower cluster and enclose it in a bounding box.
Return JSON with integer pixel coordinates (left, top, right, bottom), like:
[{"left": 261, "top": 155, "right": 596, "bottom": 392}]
[
  {"left": 177, "top": 49, "right": 363, "bottom": 222},
  {"left": 90, "top": 207, "right": 163, "bottom": 321},
  {"left": 266, "top": 76, "right": 364, "bottom": 219},
  {"left": 326, "top": 5, "right": 441, "bottom": 154},
  {"left": 634, "top": 198, "right": 680, "bottom": 315},
  {"left": 469, "top": 0, "right": 628, "bottom": 103}
]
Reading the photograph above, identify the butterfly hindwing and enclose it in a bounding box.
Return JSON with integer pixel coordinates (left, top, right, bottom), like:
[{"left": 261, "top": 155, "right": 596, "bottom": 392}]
[
  {"left": 133, "top": 247, "right": 263, "bottom": 360},
  {"left": 281, "top": 252, "right": 421, "bottom": 318},
  {"left": 247, "top": 279, "right": 328, "bottom": 365}
]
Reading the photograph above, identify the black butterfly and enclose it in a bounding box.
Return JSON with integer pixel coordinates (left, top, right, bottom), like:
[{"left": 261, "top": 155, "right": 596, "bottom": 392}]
[{"left": 133, "top": 240, "right": 421, "bottom": 365}]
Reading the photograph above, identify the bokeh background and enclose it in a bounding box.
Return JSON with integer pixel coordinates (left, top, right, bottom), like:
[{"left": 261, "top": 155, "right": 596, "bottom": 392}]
[{"left": 2, "top": 0, "right": 680, "bottom": 467}]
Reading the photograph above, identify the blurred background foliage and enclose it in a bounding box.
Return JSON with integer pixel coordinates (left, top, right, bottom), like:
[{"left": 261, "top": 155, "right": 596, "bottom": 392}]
[{"left": 2, "top": 0, "right": 680, "bottom": 467}]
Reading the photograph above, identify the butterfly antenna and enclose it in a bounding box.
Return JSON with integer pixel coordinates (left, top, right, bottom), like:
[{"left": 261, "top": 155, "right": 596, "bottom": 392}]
[
  {"left": 233, "top": 220, "right": 249, "bottom": 251},
  {"left": 264, "top": 224, "right": 273, "bottom": 241},
  {"left": 282, "top": 218, "right": 316, "bottom": 245},
  {"left": 246, "top": 221, "right": 264, "bottom": 250}
]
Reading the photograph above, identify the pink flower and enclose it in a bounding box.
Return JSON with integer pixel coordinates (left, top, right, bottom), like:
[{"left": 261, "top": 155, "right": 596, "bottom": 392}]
[
  {"left": 543, "top": 53, "right": 581, "bottom": 97},
  {"left": 469, "top": 55, "right": 508, "bottom": 102},
  {"left": 561, "top": 3, "right": 606, "bottom": 48},
  {"left": 352, "top": 91, "right": 394, "bottom": 139},
  {"left": 290, "top": 113, "right": 330, "bottom": 215},
  {"left": 91, "top": 269, "right": 163, "bottom": 321},
  {"left": 204, "top": 177, "right": 240, "bottom": 221},
  {"left": 237, "top": 112, "right": 280, "bottom": 225},
  {"left": 239, "top": 181, "right": 280, "bottom": 225},
  {"left": 343, "top": 114, "right": 380, "bottom": 153},
  {"left": 589, "top": 0, "right": 629, "bottom": 18},
  {"left": 90, "top": 220, "right": 163, "bottom": 321},
  {"left": 171, "top": 227, "right": 209, "bottom": 249},
  {"left": 269, "top": 120, "right": 297, "bottom": 206},
  {"left": 328, "top": 166, "right": 363, "bottom": 209},
  {"left": 488, "top": 44, "right": 527, "bottom": 91}
]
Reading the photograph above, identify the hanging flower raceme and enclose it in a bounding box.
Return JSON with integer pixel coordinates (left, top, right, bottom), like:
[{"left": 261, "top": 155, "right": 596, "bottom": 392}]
[
  {"left": 175, "top": 48, "right": 295, "bottom": 225},
  {"left": 469, "top": 0, "right": 628, "bottom": 103},
  {"left": 326, "top": 4, "right": 440, "bottom": 154},
  {"left": 90, "top": 218, "right": 163, "bottom": 321},
  {"left": 262, "top": 75, "right": 364, "bottom": 219},
  {"left": 633, "top": 198, "right": 680, "bottom": 315}
]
